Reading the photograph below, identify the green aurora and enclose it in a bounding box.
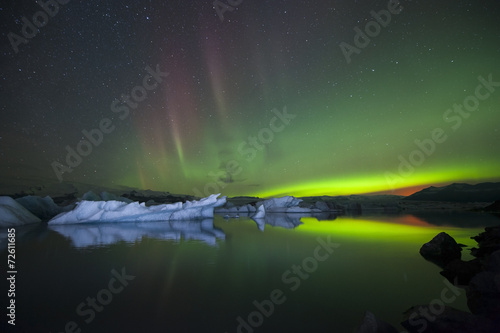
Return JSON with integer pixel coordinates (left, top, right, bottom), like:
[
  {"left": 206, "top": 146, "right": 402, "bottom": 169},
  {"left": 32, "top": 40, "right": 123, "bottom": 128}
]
[{"left": 0, "top": 0, "right": 499, "bottom": 197}]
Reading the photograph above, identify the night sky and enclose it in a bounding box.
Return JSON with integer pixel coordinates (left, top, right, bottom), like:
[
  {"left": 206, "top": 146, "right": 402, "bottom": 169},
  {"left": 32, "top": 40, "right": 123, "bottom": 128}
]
[{"left": 1, "top": 0, "right": 499, "bottom": 198}]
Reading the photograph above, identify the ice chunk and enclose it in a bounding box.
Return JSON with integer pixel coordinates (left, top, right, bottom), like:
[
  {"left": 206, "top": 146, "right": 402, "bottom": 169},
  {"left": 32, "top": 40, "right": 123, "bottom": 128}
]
[
  {"left": 0, "top": 196, "right": 41, "bottom": 227},
  {"left": 255, "top": 196, "right": 318, "bottom": 213},
  {"left": 258, "top": 196, "right": 302, "bottom": 211},
  {"left": 16, "top": 195, "right": 70, "bottom": 220},
  {"left": 48, "top": 194, "right": 226, "bottom": 224},
  {"left": 253, "top": 204, "right": 266, "bottom": 219}
]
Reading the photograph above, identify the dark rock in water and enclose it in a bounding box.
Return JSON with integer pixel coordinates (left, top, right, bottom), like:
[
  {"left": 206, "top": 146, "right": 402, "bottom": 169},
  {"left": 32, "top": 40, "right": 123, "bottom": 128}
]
[
  {"left": 420, "top": 232, "right": 462, "bottom": 268},
  {"left": 466, "top": 250, "right": 500, "bottom": 319},
  {"left": 400, "top": 228, "right": 500, "bottom": 332},
  {"left": 483, "top": 200, "right": 500, "bottom": 212},
  {"left": 467, "top": 271, "right": 500, "bottom": 319},
  {"left": 484, "top": 249, "right": 500, "bottom": 273},
  {"left": 471, "top": 226, "right": 500, "bottom": 258},
  {"left": 440, "top": 258, "right": 482, "bottom": 286},
  {"left": 401, "top": 305, "right": 496, "bottom": 333},
  {"left": 354, "top": 311, "right": 398, "bottom": 333}
]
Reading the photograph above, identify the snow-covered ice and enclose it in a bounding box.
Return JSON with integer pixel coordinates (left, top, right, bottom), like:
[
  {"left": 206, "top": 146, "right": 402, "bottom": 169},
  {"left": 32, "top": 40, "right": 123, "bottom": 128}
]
[
  {"left": 49, "top": 194, "right": 226, "bottom": 224},
  {"left": 0, "top": 196, "right": 41, "bottom": 227}
]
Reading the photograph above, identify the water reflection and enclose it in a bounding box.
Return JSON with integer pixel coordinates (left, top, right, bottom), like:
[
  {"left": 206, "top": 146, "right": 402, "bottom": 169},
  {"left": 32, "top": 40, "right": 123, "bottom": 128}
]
[
  {"left": 49, "top": 219, "right": 225, "bottom": 248},
  {"left": 226, "top": 209, "right": 500, "bottom": 233},
  {"left": 222, "top": 212, "right": 339, "bottom": 231}
]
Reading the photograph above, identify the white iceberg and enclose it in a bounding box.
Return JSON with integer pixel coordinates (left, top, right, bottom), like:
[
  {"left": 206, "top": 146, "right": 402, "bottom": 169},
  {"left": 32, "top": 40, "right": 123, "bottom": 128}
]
[
  {"left": 252, "top": 204, "right": 266, "bottom": 219},
  {"left": 0, "top": 196, "right": 41, "bottom": 227},
  {"left": 48, "top": 194, "right": 226, "bottom": 224},
  {"left": 49, "top": 219, "right": 225, "bottom": 248}
]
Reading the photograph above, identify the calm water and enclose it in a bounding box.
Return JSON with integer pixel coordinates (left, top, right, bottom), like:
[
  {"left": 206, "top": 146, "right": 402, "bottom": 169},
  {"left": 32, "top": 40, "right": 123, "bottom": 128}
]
[{"left": 1, "top": 212, "right": 499, "bottom": 333}]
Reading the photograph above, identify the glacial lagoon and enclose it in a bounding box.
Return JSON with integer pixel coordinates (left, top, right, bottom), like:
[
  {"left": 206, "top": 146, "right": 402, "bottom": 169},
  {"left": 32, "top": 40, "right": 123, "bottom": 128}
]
[{"left": 2, "top": 212, "right": 499, "bottom": 332}]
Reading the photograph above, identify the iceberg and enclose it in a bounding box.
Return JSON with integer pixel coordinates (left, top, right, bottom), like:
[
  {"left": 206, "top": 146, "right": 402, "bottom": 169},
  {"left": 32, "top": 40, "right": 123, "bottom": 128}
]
[
  {"left": 49, "top": 219, "right": 225, "bottom": 248},
  {"left": 0, "top": 196, "right": 41, "bottom": 227},
  {"left": 256, "top": 196, "right": 319, "bottom": 213},
  {"left": 48, "top": 194, "right": 226, "bottom": 224},
  {"left": 16, "top": 195, "right": 72, "bottom": 220},
  {"left": 252, "top": 204, "right": 266, "bottom": 219}
]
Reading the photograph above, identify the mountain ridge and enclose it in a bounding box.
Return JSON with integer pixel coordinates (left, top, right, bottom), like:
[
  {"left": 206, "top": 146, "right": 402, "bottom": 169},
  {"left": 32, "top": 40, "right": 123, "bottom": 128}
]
[{"left": 403, "top": 182, "right": 500, "bottom": 202}]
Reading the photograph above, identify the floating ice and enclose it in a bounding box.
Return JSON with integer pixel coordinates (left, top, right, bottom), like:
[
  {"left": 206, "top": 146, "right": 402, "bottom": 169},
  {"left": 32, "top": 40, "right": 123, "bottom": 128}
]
[
  {"left": 252, "top": 204, "right": 266, "bottom": 219},
  {"left": 0, "top": 196, "right": 41, "bottom": 227},
  {"left": 257, "top": 196, "right": 315, "bottom": 213},
  {"left": 16, "top": 195, "right": 71, "bottom": 220},
  {"left": 48, "top": 194, "right": 226, "bottom": 224}
]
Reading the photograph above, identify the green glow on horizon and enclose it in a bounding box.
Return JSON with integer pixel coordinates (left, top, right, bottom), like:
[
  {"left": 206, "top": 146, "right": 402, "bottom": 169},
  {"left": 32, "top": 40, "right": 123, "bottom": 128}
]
[
  {"left": 298, "top": 217, "right": 483, "bottom": 247},
  {"left": 246, "top": 164, "right": 500, "bottom": 198}
]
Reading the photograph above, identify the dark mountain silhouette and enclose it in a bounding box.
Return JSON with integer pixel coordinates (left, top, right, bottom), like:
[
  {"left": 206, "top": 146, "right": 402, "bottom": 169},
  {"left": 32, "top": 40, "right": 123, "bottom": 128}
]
[{"left": 404, "top": 182, "right": 500, "bottom": 202}]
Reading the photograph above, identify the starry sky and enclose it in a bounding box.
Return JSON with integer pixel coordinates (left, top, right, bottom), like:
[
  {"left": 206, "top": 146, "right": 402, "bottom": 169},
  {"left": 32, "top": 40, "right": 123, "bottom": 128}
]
[{"left": 0, "top": 0, "right": 499, "bottom": 198}]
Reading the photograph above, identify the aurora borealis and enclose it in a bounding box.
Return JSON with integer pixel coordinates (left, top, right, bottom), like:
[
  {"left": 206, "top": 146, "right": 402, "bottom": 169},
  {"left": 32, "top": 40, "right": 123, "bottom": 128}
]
[{"left": 0, "top": 0, "right": 499, "bottom": 197}]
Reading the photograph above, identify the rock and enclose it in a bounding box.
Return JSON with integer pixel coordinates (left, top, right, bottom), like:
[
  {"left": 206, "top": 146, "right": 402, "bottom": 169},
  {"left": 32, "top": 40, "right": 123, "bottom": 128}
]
[
  {"left": 465, "top": 250, "right": 500, "bottom": 319},
  {"left": 471, "top": 226, "right": 500, "bottom": 258},
  {"left": 402, "top": 229, "right": 500, "bottom": 332},
  {"left": 440, "top": 258, "right": 482, "bottom": 286},
  {"left": 419, "top": 232, "right": 462, "bottom": 268},
  {"left": 484, "top": 249, "right": 500, "bottom": 273},
  {"left": 354, "top": 311, "right": 398, "bottom": 333},
  {"left": 467, "top": 270, "right": 500, "bottom": 319},
  {"left": 401, "top": 305, "right": 496, "bottom": 333}
]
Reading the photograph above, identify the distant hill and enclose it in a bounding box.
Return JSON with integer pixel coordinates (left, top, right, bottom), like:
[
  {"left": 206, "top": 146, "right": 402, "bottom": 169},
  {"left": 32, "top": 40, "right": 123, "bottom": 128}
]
[
  {"left": 483, "top": 200, "right": 500, "bottom": 212},
  {"left": 0, "top": 180, "right": 195, "bottom": 204},
  {"left": 403, "top": 182, "right": 500, "bottom": 202}
]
